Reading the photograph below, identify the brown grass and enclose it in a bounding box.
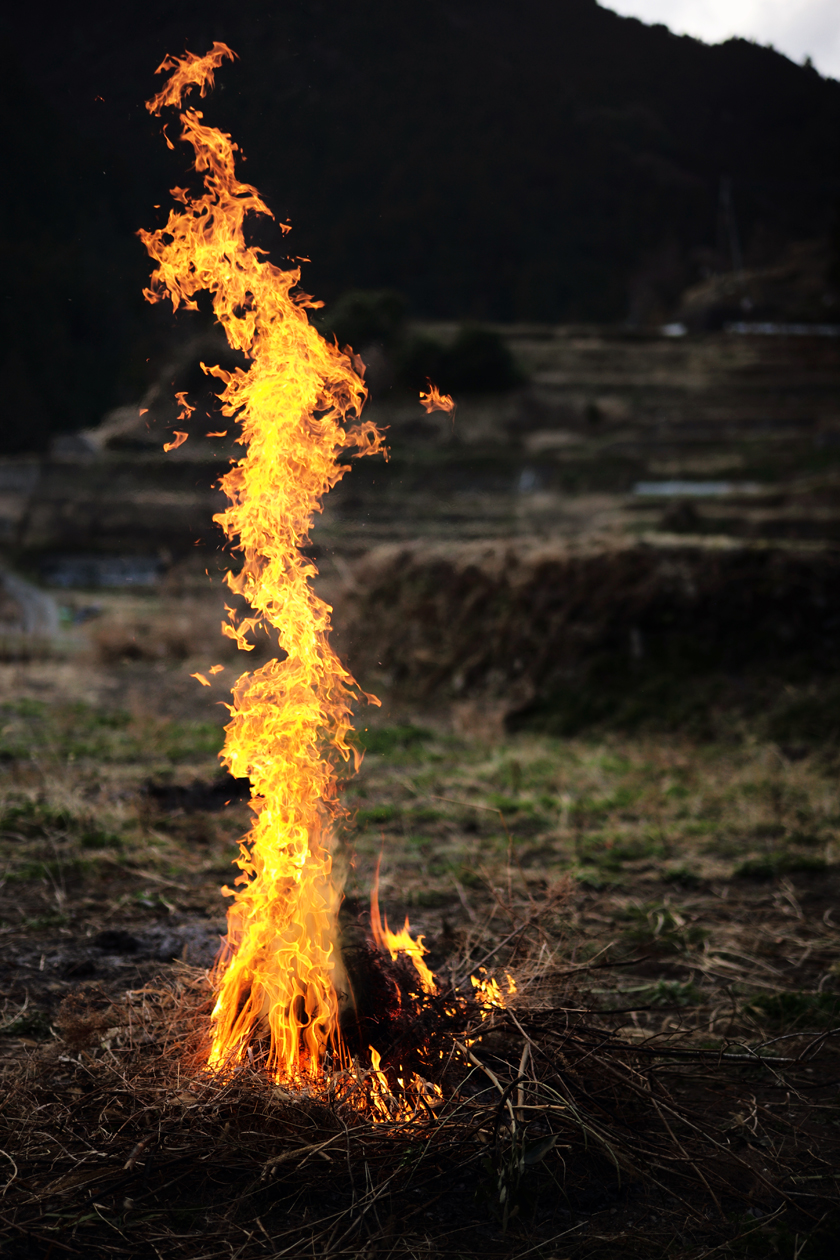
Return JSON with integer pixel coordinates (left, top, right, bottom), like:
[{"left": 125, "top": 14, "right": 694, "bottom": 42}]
[
  {"left": 2, "top": 919, "right": 839, "bottom": 1259},
  {"left": 2, "top": 646, "right": 840, "bottom": 1255}
]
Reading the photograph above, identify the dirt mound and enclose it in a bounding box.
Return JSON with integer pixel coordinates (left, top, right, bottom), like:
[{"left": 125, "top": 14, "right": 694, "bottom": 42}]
[{"left": 336, "top": 538, "right": 840, "bottom": 736}]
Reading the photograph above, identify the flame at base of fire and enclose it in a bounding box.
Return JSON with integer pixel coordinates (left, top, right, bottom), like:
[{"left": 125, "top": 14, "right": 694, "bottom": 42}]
[
  {"left": 367, "top": 1045, "right": 444, "bottom": 1123},
  {"left": 205, "top": 865, "right": 514, "bottom": 1123},
  {"left": 208, "top": 820, "right": 343, "bottom": 1080},
  {"left": 369, "top": 861, "right": 437, "bottom": 997}
]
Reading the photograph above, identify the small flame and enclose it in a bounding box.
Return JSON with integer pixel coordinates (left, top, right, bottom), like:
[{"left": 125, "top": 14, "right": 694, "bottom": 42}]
[
  {"left": 368, "top": 1045, "right": 393, "bottom": 1121},
  {"left": 370, "top": 861, "right": 437, "bottom": 996},
  {"left": 470, "top": 967, "right": 516, "bottom": 1019},
  {"left": 364, "top": 1044, "right": 443, "bottom": 1123},
  {"left": 174, "top": 390, "right": 196, "bottom": 421},
  {"left": 419, "top": 382, "right": 456, "bottom": 416}
]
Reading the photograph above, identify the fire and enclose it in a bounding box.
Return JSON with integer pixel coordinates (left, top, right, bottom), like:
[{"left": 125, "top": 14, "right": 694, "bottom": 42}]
[
  {"left": 139, "top": 44, "right": 385, "bottom": 1081},
  {"left": 369, "top": 862, "right": 437, "bottom": 996},
  {"left": 139, "top": 46, "right": 493, "bottom": 1102},
  {"left": 419, "top": 383, "right": 456, "bottom": 416},
  {"left": 162, "top": 430, "right": 189, "bottom": 452},
  {"left": 366, "top": 1044, "right": 443, "bottom": 1122},
  {"left": 470, "top": 967, "right": 516, "bottom": 1018}
]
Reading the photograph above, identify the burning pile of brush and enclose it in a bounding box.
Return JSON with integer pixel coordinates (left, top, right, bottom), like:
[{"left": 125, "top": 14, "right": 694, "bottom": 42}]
[
  {"left": 210, "top": 863, "right": 519, "bottom": 1124},
  {"left": 7, "top": 923, "right": 838, "bottom": 1260}
]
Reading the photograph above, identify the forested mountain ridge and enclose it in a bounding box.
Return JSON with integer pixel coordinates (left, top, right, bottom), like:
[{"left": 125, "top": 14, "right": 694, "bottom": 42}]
[{"left": 2, "top": 0, "right": 839, "bottom": 451}]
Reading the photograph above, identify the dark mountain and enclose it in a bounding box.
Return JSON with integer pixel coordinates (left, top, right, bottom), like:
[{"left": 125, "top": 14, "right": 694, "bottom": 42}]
[{"left": 2, "top": 0, "right": 839, "bottom": 451}]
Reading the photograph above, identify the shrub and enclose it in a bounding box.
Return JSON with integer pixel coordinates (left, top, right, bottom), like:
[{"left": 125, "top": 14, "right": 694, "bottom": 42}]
[
  {"left": 746, "top": 991, "right": 840, "bottom": 1030},
  {"left": 734, "top": 853, "right": 827, "bottom": 880},
  {"left": 397, "top": 325, "right": 525, "bottom": 393},
  {"left": 354, "top": 725, "right": 432, "bottom": 756},
  {"left": 315, "top": 290, "right": 407, "bottom": 352}
]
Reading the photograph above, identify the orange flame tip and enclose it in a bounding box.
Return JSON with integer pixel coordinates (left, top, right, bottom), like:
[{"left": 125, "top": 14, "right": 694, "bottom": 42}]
[
  {"left": 146, "top": 43, "right": 237, "bottom": 117},
  {"left": 140, "top": 45, "right": 386, "bottom": 1083},
  {"left": 191, "top": 672, "right": 211, "bottom": 687},
  {"left": 163, "top": 430, "right": 189, "bottom": 451},
  {"left": 419, "top": 382, "right": 456, "bottom": 416}
]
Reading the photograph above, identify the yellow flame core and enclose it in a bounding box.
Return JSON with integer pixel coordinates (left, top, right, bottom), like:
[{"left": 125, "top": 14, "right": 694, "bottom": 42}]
[{"left": 139, "top": 44, "right": 385, "bottom": 1080}]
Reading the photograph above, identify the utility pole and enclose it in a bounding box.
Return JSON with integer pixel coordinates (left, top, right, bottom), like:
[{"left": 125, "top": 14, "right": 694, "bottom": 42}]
[{"left": 717, "top": 176, "right": 744, "bottom": 276}]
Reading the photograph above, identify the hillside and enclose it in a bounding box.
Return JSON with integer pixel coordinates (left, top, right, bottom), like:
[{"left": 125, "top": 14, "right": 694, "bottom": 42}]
[{"left": 1, "top": 0, "right": 839, "bottom": 450}]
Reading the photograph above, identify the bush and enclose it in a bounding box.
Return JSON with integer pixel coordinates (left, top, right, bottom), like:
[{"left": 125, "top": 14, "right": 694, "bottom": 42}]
[
  {"left": 313, "top": 290, "right": 526, "bottom": 395},
  {"left": 353, "top": 725, "right": 433, "bottom": 756},
  {"left": 396, "top": 333, "right": 447, "bottom": 391},
  {"left": 746, "top": 991, "right": 840, "bottom": 1030},
  {"left": 397, "top": 324, "right": 525, "bottom": 393},
  {"left": 734, "top": 853, "right": 827, "bottom": 880},
  {"left": 315, "top": 290, "right": 408, "bottom": 352}
]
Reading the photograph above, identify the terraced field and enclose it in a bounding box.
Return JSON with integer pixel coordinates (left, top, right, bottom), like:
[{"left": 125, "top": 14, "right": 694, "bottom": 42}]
[{"left": 1, "top": 327, "right": 840, "bottom": 1256}]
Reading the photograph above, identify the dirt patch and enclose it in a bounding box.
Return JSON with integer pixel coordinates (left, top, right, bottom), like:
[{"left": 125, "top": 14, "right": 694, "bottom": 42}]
[{"left": 335, "top": 538, "right": 840, "bottom": 738}]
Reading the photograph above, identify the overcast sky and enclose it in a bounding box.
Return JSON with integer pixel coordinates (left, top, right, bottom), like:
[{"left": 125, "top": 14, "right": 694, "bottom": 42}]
[{"left": 601, "top": 1, "right": 840, "bottom": 80}]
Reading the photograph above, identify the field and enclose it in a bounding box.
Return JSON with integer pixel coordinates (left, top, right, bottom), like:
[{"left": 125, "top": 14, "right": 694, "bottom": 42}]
[
  {"left": 1, "top": 327, "right": 840, "bottom": 1256},
  {"left": 2, "top": 640, "right": 840, "bottom": 1256}
]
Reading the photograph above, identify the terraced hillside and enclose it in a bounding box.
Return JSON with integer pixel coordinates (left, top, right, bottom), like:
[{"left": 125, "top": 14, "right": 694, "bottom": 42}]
[{"left": 2, "top": 327, "right": 838, "bottom": 566}]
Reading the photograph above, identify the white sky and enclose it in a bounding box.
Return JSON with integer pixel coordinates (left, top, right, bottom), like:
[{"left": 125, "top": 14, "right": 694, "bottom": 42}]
[{"left": 600, "top": 1, "right": 840, "bottom": 80}]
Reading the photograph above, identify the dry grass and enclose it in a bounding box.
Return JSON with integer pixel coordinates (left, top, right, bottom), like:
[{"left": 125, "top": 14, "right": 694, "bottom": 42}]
[
  {"left": 2, "top": 933, "right": 839, "bottom": 1259},
  {"left": 1, "top": 651, "right": 840, "bottom": 1256}
]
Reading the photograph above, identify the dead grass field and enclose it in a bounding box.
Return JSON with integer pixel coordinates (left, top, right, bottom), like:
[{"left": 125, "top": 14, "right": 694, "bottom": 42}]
[{"left": 1, "top": 636, "right": 839, "bottom": 1258}]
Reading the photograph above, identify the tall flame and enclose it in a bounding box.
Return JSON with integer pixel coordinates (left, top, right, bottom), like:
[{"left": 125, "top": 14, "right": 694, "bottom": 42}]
[{"left": 139, "top": 44, "right": 385, "bottom": 1079}]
